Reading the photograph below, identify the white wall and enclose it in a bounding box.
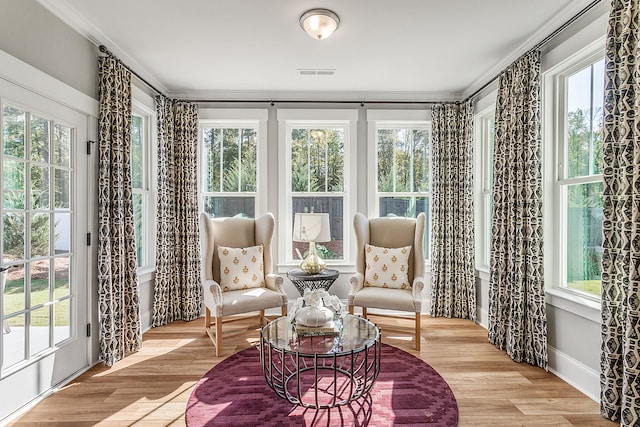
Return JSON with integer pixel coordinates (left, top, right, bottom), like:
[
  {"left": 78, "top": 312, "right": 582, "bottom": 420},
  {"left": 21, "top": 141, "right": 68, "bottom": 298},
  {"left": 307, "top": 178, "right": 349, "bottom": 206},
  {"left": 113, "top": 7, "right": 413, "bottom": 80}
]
[{"left": 0, "top": 0, "right": 98, "bottom": 99}]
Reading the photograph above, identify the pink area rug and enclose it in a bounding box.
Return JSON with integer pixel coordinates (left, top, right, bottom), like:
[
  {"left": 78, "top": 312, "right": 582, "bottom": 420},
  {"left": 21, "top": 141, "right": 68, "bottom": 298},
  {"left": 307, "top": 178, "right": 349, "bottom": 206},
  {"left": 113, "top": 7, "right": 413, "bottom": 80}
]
[{"left": 186, "top": 343, "right": 458, "bottom": 426}]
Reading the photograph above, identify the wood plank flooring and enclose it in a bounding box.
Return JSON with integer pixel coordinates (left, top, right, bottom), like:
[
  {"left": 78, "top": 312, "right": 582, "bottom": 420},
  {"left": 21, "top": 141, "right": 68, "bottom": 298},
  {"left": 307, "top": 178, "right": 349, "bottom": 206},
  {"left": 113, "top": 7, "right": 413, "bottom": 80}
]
[{"left": 8, "top": 315, "right": 615, "bottom": 426}]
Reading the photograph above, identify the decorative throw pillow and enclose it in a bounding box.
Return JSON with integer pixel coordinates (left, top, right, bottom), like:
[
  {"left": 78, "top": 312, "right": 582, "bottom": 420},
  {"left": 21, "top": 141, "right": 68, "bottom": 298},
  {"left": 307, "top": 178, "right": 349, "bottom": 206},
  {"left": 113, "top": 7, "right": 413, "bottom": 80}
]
[
  {"left": 364, "top": 244, "right": 411, "bottom": 289},
  {"left": 217, "top": 244, "right": 265, "bottom": 292}
]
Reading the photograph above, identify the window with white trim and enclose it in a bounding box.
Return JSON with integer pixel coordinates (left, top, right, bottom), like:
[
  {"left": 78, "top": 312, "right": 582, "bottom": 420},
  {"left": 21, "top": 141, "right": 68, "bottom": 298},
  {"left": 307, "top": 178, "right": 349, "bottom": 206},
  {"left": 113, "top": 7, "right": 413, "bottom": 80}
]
[
  {"left": 131, "top": 105, "right": 152, "bottom": 269},
  {"left": 367, "top": 111, "right": 430, "bottom": 260},
  {"left": 554, "top": 54, "right": 604, "bottom": 298},
  {"left": 478, "top": 111, "right": 494, "bottom": 268},
  {"left": 278, "top": 109, "right": 357, "bottom": 266},
  {"left": 199, "top": 109, "right": 267, "bottom": 219}
]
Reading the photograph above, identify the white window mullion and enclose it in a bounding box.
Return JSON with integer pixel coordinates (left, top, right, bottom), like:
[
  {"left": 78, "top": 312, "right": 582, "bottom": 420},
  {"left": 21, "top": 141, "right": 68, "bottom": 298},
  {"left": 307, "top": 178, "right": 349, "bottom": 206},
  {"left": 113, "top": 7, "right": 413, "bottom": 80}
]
[
  {"left": 218, "top": 129, "right": 224, "bottom": 193},
  {"left": 238, "top": 129, "right": 243, "bottom": 192}
]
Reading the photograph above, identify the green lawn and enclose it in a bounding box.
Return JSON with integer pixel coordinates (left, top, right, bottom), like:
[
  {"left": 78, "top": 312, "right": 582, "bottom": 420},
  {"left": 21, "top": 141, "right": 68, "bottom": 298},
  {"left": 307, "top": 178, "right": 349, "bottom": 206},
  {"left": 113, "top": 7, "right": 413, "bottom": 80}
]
[{"left": 4, "top": 278, "right": 70, "bottom": 327}]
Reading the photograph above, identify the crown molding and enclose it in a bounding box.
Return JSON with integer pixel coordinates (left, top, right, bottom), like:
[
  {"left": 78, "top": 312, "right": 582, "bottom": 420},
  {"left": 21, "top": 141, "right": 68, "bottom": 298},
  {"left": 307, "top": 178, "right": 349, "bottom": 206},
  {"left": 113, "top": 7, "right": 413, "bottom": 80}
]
[{"left": 462, "top": 0, "right": 608, "bottom": 99}]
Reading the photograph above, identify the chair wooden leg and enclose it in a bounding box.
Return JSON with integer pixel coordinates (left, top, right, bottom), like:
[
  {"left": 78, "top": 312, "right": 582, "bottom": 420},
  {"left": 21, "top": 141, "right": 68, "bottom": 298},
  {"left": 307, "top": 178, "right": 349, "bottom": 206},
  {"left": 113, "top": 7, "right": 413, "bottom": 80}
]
[
  {"left": 415, "top": 312, "right": 421, "bottom": 351},
  {"left": 215, "top": 317, "right": 223, "bottom": 357},
  {"left": 259, "top": 309, "right": 266, "bottom": 325},
  {"left": 362, "top": 307, "right": 367, "bottom": 318},
  {"left": 281, "top": 305, "right": 287, "bottom": 316},
  {"left": 348, "top": 305, "right": 354, "bottom": 315},
  {"left": 204, "top": 308, "right": 223, "bottom": 357}
]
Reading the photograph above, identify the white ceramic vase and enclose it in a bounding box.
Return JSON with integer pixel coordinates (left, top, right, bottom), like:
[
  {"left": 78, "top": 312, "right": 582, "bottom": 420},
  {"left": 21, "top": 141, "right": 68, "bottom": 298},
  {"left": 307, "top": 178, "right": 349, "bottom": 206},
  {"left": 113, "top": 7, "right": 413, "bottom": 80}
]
[{"left": 295, "top": 305, "right": 333, "bottom": 327}]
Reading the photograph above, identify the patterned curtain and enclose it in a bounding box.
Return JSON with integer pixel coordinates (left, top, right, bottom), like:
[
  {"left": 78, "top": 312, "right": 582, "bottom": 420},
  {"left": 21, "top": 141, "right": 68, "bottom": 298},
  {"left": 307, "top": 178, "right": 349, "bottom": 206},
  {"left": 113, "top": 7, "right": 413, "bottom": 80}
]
[
  {"left": 152, "top": 96, "right": 202, "bottom": 326},
  {"left": 97, "top": 56, "right": 142, "bottom": 366},
  {"left": 488, "top": 50, "right": 547, "bottom": 370},
  {"left": 600, "top": 0, "right": 640, "bottom": 424},
  {"left": 430, "top": 101, "right": 476, "bottom": 320}
]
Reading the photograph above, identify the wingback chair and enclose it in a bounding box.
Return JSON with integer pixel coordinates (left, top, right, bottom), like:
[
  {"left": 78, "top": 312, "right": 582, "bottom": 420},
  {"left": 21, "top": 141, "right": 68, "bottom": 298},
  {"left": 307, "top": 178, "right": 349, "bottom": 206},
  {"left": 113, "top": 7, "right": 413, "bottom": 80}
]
[
  {"left": 348, "top": 212, "right": 426, "bottom": 350},
  {"left": 199, "top": 212, "right": 287, "bottom": 357}
]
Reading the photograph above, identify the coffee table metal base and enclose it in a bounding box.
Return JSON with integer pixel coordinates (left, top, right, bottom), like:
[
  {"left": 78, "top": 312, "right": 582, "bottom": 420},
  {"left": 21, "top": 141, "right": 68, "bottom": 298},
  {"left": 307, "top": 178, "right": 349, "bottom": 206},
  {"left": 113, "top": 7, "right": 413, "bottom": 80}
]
[{"left": 260, "top": 335, "right": 381, "bottom": 409}]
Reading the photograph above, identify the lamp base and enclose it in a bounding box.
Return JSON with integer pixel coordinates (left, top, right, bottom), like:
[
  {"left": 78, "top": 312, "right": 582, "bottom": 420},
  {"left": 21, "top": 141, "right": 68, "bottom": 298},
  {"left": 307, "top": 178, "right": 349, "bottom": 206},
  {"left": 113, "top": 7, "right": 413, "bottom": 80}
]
[{"left": 300, "top": 241, "right": 326, "bottom": 274}]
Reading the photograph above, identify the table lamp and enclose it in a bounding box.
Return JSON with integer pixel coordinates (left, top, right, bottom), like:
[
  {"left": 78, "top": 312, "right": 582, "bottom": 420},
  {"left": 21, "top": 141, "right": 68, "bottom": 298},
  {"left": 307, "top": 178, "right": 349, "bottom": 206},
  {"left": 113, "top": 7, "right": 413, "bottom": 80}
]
[{"left": 293, "top": 212, "right": 331, "bottom": 274}]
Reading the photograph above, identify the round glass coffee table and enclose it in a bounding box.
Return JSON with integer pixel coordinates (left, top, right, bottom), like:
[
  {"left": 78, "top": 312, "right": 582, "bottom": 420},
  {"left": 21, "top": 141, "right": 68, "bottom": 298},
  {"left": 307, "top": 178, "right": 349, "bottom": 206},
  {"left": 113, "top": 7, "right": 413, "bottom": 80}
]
[{"left": 260, "top": 314, "right": 381, "bottom": 409}]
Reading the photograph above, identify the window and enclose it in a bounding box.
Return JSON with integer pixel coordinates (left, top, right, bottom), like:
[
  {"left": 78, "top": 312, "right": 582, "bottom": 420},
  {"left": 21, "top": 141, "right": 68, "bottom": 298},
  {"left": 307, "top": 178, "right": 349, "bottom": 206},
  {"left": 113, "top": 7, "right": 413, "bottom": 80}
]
[
  {"left": 278, "top": 110, "right": 357, "bottom": 266},
  {"left": 199, "top": 109, "right": 267, "bottom": 219},
  {"left": 367, "top": 111, "right": 430, "bottom": 259},
  {"left": 1, "top": 97, "right": 85, "bottom": 371},
  {"left": 130, "top": 102, "right": 154, "bottom": 270},
  {"left": 478, "top": 110, "right": 495, "bottom": 268},
  {"left": 556, "top": 56, "right": 604, "bottom": 298}
]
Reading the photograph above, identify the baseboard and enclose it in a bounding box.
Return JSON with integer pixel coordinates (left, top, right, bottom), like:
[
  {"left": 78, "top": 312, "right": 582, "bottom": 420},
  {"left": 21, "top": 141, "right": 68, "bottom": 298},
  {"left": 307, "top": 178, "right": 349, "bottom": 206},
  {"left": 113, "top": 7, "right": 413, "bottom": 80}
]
[
  {"left": 477, "top": 306, "right": 489, "bottom": 329},
  {"left": 548, "top": 346, "right": 600, "bottom": 402},
  {"left": 140, "top": 309, "right": 152, "bottom": 334}
]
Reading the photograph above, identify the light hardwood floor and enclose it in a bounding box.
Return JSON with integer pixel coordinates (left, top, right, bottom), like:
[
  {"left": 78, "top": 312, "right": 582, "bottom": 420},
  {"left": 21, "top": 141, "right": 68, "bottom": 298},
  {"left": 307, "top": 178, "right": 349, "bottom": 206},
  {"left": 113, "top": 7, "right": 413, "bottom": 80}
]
[{"left": 8, "top": 315, "right": 615, "bottom": 426}]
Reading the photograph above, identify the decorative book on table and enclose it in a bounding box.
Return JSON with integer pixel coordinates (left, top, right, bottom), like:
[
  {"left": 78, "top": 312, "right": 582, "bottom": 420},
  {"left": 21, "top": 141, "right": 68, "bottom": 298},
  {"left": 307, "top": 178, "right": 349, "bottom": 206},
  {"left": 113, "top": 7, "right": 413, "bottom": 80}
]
[{"left": 295, "top": 320, "right": 340, "bottom": 336}]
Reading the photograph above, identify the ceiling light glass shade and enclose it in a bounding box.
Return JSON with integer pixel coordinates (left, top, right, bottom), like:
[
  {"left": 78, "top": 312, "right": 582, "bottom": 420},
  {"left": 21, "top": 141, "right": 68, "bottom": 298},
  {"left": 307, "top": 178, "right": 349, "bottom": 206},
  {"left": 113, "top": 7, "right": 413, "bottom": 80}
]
[{"left": 300, "top": 9, "right": 340, "bottom": 40}]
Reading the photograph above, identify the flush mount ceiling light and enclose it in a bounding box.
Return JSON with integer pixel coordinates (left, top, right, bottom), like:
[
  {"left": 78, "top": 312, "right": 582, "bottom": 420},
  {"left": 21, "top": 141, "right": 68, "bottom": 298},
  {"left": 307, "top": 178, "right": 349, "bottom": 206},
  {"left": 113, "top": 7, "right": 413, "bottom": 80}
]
[{"left": 299, "top": 8, "right": 340, "bottom": 40}]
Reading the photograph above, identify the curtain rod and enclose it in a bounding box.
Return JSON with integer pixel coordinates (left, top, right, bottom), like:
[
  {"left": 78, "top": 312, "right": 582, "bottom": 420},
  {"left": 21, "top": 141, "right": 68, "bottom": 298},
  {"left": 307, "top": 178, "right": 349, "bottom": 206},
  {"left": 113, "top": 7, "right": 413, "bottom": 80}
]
[
  {"left": 99, "top": 45, "right": 166, "bottom": 97},
  {"left": 188, "top": 99, "right": 446, "bottom": 106},
  {"left": 465, "top": 0, "right": 604, "bottom": 102}
]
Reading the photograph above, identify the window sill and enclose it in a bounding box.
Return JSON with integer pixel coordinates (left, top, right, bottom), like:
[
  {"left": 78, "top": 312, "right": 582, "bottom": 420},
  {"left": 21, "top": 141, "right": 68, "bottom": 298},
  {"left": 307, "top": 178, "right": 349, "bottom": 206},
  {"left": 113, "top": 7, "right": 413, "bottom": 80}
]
[
  {"left": 475, "top": 266, "right": 490, "bottom": 280},
  {"left": 137, "top": 267, "right": 156, "bottom": 284},
  {"left": 545, "top": 287, "right": 601, "bottom": 323}
]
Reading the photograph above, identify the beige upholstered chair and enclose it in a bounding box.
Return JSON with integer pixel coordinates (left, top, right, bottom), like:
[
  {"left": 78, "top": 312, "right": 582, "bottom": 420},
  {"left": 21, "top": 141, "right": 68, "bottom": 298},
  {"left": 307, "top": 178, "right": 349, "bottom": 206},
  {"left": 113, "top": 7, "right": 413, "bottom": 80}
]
[
  {"left": 199, "top": 212, "right": 288, "bottom": 357},
  {"left": 348, "top": 212, "right": 426, "bottom": 350}
]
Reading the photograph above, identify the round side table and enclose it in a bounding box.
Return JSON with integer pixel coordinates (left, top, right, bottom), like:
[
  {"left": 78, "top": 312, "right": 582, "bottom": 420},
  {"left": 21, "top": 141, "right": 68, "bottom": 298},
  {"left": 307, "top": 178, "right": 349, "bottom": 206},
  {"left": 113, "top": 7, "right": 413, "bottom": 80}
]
[{"left": 287, "top": 268, "right": 339, "bottom": 295}]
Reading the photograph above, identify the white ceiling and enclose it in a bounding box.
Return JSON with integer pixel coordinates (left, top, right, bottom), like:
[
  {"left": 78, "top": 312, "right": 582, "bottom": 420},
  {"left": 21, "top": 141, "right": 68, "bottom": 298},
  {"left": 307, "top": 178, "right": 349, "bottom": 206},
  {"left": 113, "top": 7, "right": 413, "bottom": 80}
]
[{"left": 39, "top": 0, "right": 593, "bottom": 101}]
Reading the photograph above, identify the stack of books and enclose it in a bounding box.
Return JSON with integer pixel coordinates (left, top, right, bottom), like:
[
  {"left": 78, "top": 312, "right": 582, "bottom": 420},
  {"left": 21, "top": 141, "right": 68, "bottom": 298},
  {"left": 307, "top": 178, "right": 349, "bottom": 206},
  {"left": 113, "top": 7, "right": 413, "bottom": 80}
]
[{"left": 295, "top": 320, "right": 340, "bottom": 336}]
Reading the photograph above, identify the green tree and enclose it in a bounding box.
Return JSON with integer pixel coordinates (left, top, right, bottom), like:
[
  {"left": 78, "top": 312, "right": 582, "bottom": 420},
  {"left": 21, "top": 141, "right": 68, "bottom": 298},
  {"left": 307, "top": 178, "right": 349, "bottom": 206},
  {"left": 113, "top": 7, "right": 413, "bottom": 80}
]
[
  {"left": 376, "top": 128, "right": 429, "bottom": 193},
  {"left": 291, "top": 128, "right": 344, "bottom": 193},
  {"left": 567, "top": 107, "right": 603, "bottom": 208},
  {"left": 377, "top": 129, "right": 395, "bottom": 191},
  {"left": 2, "top": 105, "right": 58, "bottom": 259},
  {"left": 565, "top": 107, "right": 604, "bottom": 286},
  {"left": 202, "top": 127, "right": 257, "bottom": 216}
]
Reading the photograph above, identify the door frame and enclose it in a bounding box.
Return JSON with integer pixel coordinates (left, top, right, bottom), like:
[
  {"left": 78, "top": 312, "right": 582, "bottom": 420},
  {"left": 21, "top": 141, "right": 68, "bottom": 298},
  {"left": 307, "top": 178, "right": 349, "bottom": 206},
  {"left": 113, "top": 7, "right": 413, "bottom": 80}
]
[{"left": 0, "top": 49, "right": 98, "bottom": 423}]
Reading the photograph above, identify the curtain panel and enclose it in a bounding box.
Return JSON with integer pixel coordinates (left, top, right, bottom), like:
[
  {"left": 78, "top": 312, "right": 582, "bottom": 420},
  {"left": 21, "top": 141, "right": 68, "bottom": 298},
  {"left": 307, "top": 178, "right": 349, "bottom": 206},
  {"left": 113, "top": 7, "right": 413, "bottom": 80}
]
[
  {"left": 153, "top": 96, "right": 202, "bottom": 326},
  {"left": 97, "top": 56, "right": 142, "bottom": 366},
  {"left": 488, "top": 50, "right": 547, "bottom": 370},
  {"left": 430, "top": 101, "right": 476, "bottom": 320},
  {"left": 600, "top": 0, "right": 640, "bottom": 424}
]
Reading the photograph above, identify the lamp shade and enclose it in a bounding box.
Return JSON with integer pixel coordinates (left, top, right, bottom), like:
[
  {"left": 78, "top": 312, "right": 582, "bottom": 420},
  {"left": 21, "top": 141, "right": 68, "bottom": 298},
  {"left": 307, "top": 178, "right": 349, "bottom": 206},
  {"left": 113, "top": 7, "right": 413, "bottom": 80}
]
[
  {"left": 299, "top": 9, "right": 340, "bottom": 40},
  {"left": 293, "top": 213, "right": 331, "bottom": 242}
]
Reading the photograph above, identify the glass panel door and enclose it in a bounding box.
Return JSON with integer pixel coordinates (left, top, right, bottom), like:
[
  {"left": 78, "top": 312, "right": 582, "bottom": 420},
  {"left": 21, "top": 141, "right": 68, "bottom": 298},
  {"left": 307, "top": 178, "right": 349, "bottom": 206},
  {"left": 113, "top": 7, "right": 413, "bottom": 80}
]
[{"left": 0, "top": 80, "right": 88, "bottom": 421}]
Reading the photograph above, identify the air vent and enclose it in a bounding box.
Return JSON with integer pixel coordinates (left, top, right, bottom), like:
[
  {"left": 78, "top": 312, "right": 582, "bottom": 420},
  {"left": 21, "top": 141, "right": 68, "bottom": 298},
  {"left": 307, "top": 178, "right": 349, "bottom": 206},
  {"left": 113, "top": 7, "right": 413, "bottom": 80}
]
[{"left": 298, "top": 69, "right": 336, "bottom": 76}]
